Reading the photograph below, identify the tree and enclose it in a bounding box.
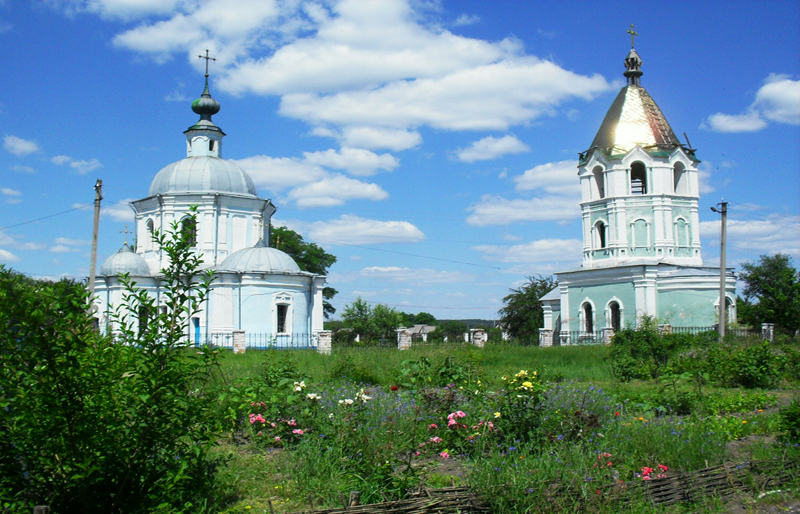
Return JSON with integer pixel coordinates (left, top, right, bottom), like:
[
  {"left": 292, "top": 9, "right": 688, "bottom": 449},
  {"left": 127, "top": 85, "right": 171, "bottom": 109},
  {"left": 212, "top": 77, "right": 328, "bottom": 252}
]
[
  {"left": 341, "top": 297, "right": 404, "bottom": 344},
  {"left": 498, "top": 275, "right": 557, "bottom": 343},
  {"left": 400, "top": 311, "right": 437, "bottom": 327},
  {"left": 739, "top": 253, "right": 800, "bottom": 335},
  {"left": 271, "top": 225, "right": 338, "bottom": 319}
]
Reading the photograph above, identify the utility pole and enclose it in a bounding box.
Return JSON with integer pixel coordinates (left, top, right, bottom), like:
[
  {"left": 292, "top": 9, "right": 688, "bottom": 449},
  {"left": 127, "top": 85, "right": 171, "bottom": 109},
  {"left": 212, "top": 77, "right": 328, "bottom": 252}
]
[
  {"left": 88, "top": 179, "right": 103, "bottom": 300},
  {"left": 711, "top": 200, "right": 728, "bottom": 342}
]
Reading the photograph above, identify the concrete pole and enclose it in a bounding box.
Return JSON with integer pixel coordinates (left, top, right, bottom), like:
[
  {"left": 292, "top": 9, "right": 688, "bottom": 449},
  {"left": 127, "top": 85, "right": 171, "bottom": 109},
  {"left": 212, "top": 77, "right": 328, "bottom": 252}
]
[
  {"left": 714, "top": 200, "right": 728, "bottom": 342},
  {"left": 88, "top": 179, "right": 103, "bottom": 299}
]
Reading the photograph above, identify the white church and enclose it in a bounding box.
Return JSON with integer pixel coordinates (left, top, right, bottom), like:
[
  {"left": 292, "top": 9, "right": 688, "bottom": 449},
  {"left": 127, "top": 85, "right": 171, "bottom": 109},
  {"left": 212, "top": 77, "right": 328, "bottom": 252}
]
[
  {"left": 93, "top": 73, "right": 326, "bottom": 347},
  {"left": 539, "top": 41, "right": 736, "bottom": 346}
]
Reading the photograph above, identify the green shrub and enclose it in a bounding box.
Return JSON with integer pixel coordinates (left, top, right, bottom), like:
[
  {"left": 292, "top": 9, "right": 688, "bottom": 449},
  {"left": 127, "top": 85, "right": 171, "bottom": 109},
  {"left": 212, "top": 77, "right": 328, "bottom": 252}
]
[
  {"left": 779, "top": 399, "right": 800, "bottom": 443},
  {"left": 329, "top": 355, "right": 380, "bottom": 384},
  {"left": 609, "top": 317, "right": 691, "bottom": 381}
]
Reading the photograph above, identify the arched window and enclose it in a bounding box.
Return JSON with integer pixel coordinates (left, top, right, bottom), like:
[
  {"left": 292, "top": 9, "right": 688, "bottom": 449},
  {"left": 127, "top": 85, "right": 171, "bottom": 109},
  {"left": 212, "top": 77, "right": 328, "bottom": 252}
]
[
  {"left": 673, "top": 162, "right": 687, "bottom": 195},
  {"left": 592, "top": 166, "right": 605, "bottom": 199},
  {"left": 674, "top": 218, "right": 689, "bottom": 247},
  {"left": 630, "top": 161, "right": 647, "bottom": 194},
  {"left": 593, "top": 220, "right": 607, "bottom": 249},
  {"left": 145, "top": 219, "right": 155, "bottom": 250},
  {"left": 632, "top": 218, "right": 650, "bottom": 248},
  {"left": 209, "top": 139, "right": 215, "bottom": 152},
  {"left": 582, "top": 302, "right": 594, "bottom": 333},
  {"left": 274, "top": 293, "right": 292, "bottom": 334},
  {"left": 608, "top": 301, "right": 621, "bottom": 331},
  {"left": 181, "top": 217, "right": 197, "bottom": 247}
]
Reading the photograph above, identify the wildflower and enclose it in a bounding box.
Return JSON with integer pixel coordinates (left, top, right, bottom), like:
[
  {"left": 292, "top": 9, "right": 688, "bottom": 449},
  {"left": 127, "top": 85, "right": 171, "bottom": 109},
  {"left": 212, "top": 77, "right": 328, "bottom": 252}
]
[
  {"left": 615, "top": 412, "right": 620, "bottom": 416},
  {"left": 429, "top": 436, "right": 443, "bottom": 443},
  {"left": 521, "top": 381, "right": 533, "bottom": 389},
  {"left": 275, "top": 436, "right": 280, "bottom": 442},
  {"left": 428, "top": 423, "right": 438, "bottom": 429},
  {"left": 391, "top": 386, "right": 399, "bottom": 391},
  {"left": 292, "top": 429, "right": 304, "bottom": 435},
  {"left": 440, "top": 451, "right": 450, "bottom": 459},
  {"left": 447, "top": 418, "right": 457, "bottom": 427},
  {"left": 494, "top": 412, "right": 501, "bottom": 419},
  {"left": 658, "top": 464, "right": 668, "bottom": 472},
  {"left": 306, "top": 393, "right": 321, "bottom": 401},
  {"left": 328, "top": 413, "right": 334, "bottom": 419},
  {"left": 293, "top": 381, "right": 306, "bottom": 392}
]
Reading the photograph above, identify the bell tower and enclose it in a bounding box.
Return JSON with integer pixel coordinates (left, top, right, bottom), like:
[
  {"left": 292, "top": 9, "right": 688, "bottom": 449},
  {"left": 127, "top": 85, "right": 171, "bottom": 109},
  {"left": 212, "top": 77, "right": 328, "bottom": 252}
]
[{"left": 577, "top": 36, "right": 703, "bottom": 269}]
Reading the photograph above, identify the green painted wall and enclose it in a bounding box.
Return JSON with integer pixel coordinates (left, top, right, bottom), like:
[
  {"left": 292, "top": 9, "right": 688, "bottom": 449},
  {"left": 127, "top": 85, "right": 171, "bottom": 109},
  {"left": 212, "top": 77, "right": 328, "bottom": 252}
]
[
  {"left": 658, "top": 288, "right": 719, "bottom": 327},
  {"left": 566, "top": 281, "right": 637, "bottom": 332}
]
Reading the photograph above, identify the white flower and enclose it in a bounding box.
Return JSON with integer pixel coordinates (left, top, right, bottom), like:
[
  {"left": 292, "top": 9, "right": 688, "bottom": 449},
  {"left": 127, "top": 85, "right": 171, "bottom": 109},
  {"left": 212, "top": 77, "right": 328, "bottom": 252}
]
[
  {"left": 306, "top": 393, "right": 321, "bottom": 401},
  {"left": 345, "top": 398, "right": 354, "bottom": 405},
  {"left": 329, "top": 413, "right": 334, "bottom": 419},
  {"left": 293, "top": 380, "right": 306, "bottom": 392}
]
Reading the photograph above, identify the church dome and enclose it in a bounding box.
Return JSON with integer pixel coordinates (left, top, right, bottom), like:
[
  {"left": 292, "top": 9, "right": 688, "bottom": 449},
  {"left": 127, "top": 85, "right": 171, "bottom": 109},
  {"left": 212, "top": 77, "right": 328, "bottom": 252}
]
[
  {"left": 219, "top": 239, "right": 302, "bottom": 274},
  {"left": 148, "top": 156, "right": 258, "bottom": 196},
  {"left": 100, "top": 243, "right": 151, "bottom": 276}
]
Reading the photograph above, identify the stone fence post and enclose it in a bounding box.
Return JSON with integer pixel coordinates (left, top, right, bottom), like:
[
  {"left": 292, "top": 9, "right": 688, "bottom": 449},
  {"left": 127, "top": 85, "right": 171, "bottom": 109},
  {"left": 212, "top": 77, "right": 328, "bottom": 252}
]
[
  {"left": 601, "top": 327, "right": 615, "bottom": 345},
  {"left": 539, "top": 328, "right": 554, "bottom": 347},
  {"left": 397, "top": 328, "right": 412, "bottom": 350},
  {"left": 470, "top": 328, "right": 486, "bottom": 348},
  {"left": 317, "top": 330, "right": 332, "bottom": 355},
  {"left": 761, "top": 323, "right": 775, "bottom": 343},
  {"left": 232, "top": 330, "right": 246, "bottom": 354},
  {"left": 658, "top": 324, "right": 672, "bottom": 336}
]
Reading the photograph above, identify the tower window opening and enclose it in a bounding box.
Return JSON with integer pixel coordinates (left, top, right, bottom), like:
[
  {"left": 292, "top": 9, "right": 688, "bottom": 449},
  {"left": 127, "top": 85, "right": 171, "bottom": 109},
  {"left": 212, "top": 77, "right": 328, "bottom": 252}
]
[
  {"left": 592, "top": 166, "right": 605, "bottom": 199},
  {"left": 673, "top": 162, "right": 687, "bottom": 195},
  {"left": 583, "top": 303, "right": 594, "bottom": 333},
  {"left": 630, "top": 162, "right": 647, "bottom": 194},
  {"left": 209, "top": 140, "right": 215, "bottom": 151},
  {"left": 181, "top": 217, "right": 197, "bottom": 247},
  {"left": 594, "top": 220, "right": 607, "bottom": 249},
  {"left": 277, "top": 304, "right": 288, "bottom": 333},
  {"left": 609, "top": 301, "right": 621, "bottom": 331}
]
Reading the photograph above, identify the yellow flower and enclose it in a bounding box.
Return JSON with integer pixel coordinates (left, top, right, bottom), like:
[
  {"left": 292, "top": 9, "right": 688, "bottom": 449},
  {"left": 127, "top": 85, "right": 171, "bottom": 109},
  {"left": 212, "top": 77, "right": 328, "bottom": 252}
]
[
  {"left": 742, "top": 420, "right": 747, "bottom": 424},
  {"left": 522, "top": 381, "right": 533, "bottom": 389},
  {"left": 494, "top": 412, "right": 501, "bottom": 418}
]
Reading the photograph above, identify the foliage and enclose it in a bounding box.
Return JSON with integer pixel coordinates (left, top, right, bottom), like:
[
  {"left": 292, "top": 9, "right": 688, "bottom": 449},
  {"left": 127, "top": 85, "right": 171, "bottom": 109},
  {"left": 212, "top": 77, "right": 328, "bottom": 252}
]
[
  {"left": 270, "top": 225, "right": 339, "bottom": 319},
  {"left": 739, "top": 253, "right": 800, "bottom": 334},
  {"left": 778, "top": 399, "right": 800, "bottom": 443},
  {"left": 401, "top": 311, "right": 437, "bottom": 327},
  {"left": 428, "top": 319, "right": 468, "bottom": 342},
  {"left": 608, "top": 317, "right": 690, "bottom": 381},
  {"left": 0, "top": 212, "right": 223, "bottom": 513},
  {"left": 498, "top": 275, "right": 557, "bottom": 343},
  {"left": 706, "top": 342, "right": 784, "bottom": 389},
  {"left": 341, "top": 297, "right": 405, "bottom": 344},
  {"left": 398, "top": 354, "right": 480, "bottom": 388}
]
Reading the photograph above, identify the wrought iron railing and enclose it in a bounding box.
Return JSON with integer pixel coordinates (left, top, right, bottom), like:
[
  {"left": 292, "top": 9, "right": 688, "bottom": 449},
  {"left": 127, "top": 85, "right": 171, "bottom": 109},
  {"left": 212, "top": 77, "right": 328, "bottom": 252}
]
[{"left": 208, "top": 332, "right": 316, "bottom": 349}]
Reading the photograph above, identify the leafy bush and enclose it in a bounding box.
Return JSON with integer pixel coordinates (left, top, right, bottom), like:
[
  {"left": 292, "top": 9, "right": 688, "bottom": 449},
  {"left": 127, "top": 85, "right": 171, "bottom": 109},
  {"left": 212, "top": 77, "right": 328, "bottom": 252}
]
[
  {"left": 329, "top": 354, "right": 379, "bottom": 384},
  {"left": 0, "top": 213, "right": 223, "bottom": 512},
  {"left": 707, "top": 342, "right": 783, "bottom": 389},
  {"left": 778, "top": 399, "right": 800, "bottom": 443},
  {"left": 609, "top": 317, "right": 690, "bottom": 381}
]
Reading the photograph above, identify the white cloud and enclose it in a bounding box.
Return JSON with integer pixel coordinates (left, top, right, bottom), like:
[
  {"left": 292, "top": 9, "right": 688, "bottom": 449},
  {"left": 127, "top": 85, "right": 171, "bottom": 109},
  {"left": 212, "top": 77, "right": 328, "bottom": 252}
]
[
  {"left": 697, "top": 161, "right": 716, "bottom": 195},
  {"left": 0, "top": 248, "right": 20, "bottom": 263},
  {"left": 55, "top": 237, "right": 90, "bottom": 246},
  {"left": 473, "top": 238, "right": 583, "bottom": 265},
  {"left": 455, "top": 134, "right": 530, "bottom": 162},
  {"left": 20, "top": 242, "right": 46, "bottom": 250},
  {"left": 308, "top": 215, "right": 424, "bottom": 245},
  {"left": 234, "top": 155, "right": 328, "bottom": 192},
  {"left": 514, "top": 159, "right": 580, "bottom": 195},
  {"left": 466, "top": 194, "right": 579, "bottom": 226},
  {"left": 165, "top": 90, "right": 190, "bottom": 102},
  {"left": 700, "top": 215, "right": 800, "bottom": 258},
  {"left": 360, "top": 266, "right": 472, "bottom": 284},
  {"left": 102, "top": 199, "right": 136, "bottom": 222},
  {"left": 702, "top": 74, "right": 800, "bottom": 132},
  {"left": 3, "top": 135, "right": 40, "bottom": 156},
  {"left": 303, "top": 147, "right": 398, "bottom": 176},
  {"left": 453, "top": 14, "right": 480, "bottom": 27},
  {"left": 50, "top": 244, "right": 78, "bottom": 253},
  {"left": 51, "top": 155, "right": 103, "bottom": 175},
  {"left": 335, "top": 127, "right": 422, "bottom": 151},
  {"left": 10, "top": 165, "right": 35, "bottom": 174},
  {"left": 286, "top": 174, "right": 388, "bottom": 207},
  {"left": 58, "top": 0, "right": 186, "bottom": 20},
  {"left": 2, "top": 188, "right": 21, "bottom": 204}
]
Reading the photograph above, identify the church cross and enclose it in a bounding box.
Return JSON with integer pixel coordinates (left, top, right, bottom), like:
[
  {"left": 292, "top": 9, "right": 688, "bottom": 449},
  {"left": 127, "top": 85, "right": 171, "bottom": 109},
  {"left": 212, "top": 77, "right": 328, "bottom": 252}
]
[
  {"left": 120, "top": 225, "right": 132, "bottom": 245},
  {"left": 198, "top": 49, "right": 216, "bottom": 77},
  {"left": 627, "top": 24, "right": 638, "bottom": 48}
]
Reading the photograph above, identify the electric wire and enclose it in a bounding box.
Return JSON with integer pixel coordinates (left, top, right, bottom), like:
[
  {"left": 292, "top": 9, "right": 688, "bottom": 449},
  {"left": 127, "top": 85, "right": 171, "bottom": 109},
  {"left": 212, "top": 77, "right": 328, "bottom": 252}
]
[{"left": 0, "top": 206, "right": 86, "bottom": 231}]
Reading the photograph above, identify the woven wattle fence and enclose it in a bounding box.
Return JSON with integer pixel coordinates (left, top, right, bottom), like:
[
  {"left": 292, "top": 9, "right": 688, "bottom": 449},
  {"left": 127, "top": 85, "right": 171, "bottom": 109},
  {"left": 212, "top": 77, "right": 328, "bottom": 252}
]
[{"left": 286, "top": 458, "right": 798, "bottom": 514}]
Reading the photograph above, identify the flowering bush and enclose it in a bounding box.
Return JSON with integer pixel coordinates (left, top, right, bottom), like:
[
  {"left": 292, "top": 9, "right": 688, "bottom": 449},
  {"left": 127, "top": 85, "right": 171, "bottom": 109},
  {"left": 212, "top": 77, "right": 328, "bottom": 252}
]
[{"left": 493, "top": 369, "right": 549, "bottom": 443}]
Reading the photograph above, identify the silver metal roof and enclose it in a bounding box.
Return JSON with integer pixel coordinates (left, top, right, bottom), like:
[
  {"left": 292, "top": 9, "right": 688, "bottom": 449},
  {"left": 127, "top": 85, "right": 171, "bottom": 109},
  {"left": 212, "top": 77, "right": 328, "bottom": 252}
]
[
  {"left": 100, "top": 243, "right": 151, "bottom": 276},
  {"left": 218, "top": 239, "right": 302, "bottom": 274},
  {"left": 148, "top": 156, "right": 257, "bottom": 196}
]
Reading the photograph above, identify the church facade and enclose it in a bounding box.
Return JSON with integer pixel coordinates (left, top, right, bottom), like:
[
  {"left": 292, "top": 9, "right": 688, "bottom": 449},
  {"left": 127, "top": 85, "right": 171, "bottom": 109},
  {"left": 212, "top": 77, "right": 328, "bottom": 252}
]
[
  {"left": 540, "top": 44, "right": 736, "bottom": 345},
  {"left": 93, "top": 75, "right": 326, "bottom": 346}
]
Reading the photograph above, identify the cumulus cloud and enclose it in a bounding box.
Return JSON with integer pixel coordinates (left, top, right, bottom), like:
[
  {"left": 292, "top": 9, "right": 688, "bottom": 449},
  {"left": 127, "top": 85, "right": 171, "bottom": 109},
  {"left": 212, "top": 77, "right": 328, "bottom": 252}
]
[
  {"left": 702, "top": 74, "right": 800, "bottom": 132},
  {"left": 700, "top": 215, "right": 800, "bottom": 258},
  {"left": 307, "top": 214, "right": 424, "bottom": 245},
  {"left": 285, "top": 174, "right": 388, "bottom": 207},
  {"left": 467, "top": 195, "right": 581, "bottom": 226},
  {"left": 51, "top": 155, "right": 104, "bottom": 175},
  {"left": 55, "top": 237, "right": 90, "bottom": 246},
  {"left": 10, "top": 165, "right": 35, "bottom": 174},
  {"left": 334, "top": 127, "right": 422, "bottom": 151},
  {"left": 360, "top": 266, "right": 472, "bottom": 284},
  {"left": 3, "top": 135, "right": 40, "bottom": 156},
  {"left": 303, "top": 147, "right": 398, "bottom": 176},
  {"left": 234, "top": 155, "right": 328, "bottom": 192},
  {"left": 102, "top": 199, "right": 136, "bottom": 222},
  {"left": 472, "top": 238, "right": 583, "bottom": 266},
  {"left": 513, "top": 159, "right": 579, "bottom": 195},
  {"left": 453, "top": 14, "right": 480, "bottom": 27},
  {"left": 455, "top": 134, "right": 530, "bottom": 162},
  {"left": 0, "top": 248, "right": 20, "bottom": 263},
  {"left": 2, "top": 188, "right": 21, "bottom": 204}
]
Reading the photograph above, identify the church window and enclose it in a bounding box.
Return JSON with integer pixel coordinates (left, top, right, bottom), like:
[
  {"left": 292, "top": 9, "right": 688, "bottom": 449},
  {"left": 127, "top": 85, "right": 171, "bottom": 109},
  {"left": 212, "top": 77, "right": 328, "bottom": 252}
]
[
  {"left": 275, "top": 293, "right": 292, "bottom": 334},
  {"left": 209, "top": 140, "right": 215, "bottom": 151},
  {"left": 630, "top": 162, "right": 647, "bottom": 194},
  {"left": 593, "top": 220, "right": 607, "bottom": 249},
  {"left": 146, "top": 219, "right": 154, "bottom": 233},
  {"left": 277, "top": 305, "right": 288, "bottom": 333},
  {"left": 608, "top": 301, "right": 621, "bottom": 331},
  {"left": 675, "top": 218, "right": 689, "bottom": 247},
  {"left": 181, "top": 217, "right": 197, "bottom": 247},
  {"left": 592, "top": 166, "right": 605, "bottom": 199},
  {"left": 582, "top": 303, "right": 594, "bottom": 333},
  {"left": 673, "top": 162, "right": 687, "bottom": 195}
]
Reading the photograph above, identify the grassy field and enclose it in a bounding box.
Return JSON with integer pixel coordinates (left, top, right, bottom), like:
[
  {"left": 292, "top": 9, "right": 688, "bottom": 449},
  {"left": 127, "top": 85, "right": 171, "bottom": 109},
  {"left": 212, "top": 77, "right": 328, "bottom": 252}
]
[{"left": 207, "top": 336, "right": 800, "bottom": 514}]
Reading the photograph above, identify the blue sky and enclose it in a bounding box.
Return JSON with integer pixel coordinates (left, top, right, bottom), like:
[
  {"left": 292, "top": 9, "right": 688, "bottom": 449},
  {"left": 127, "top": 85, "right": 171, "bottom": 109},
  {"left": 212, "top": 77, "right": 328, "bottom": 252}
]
[{"left": 1, "top": 0, "right": 798, "bottom": 320}]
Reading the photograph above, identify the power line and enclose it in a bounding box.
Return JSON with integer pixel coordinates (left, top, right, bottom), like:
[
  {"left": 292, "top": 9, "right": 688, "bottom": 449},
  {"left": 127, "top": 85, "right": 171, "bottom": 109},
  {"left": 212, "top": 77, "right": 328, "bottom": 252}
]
[{"left": 0, "top": 206, "right": 86, "bottom": 231}]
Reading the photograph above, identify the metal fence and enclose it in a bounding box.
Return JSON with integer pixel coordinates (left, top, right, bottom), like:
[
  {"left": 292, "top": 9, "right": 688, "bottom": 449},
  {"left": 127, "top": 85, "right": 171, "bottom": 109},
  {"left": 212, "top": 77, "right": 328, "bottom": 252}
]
[
  {"left": 557, "top": 331, "right": 606, "bottom": 346},
  {"left": 208, "top": 332, "right": 317, "bottom": 350}
]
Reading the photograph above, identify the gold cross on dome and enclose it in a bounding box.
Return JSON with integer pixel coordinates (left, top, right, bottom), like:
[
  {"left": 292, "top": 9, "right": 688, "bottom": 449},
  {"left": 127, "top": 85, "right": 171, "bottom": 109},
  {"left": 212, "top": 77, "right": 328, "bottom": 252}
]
[
  {"left": 627, "top": 24, "right": 638, "bottom": 48},
  {"left": 120, "top": 225, "right": 132, "bottom": 245},
  {"left": 198, "top": 49, "right": 216, "bottom": 77}
]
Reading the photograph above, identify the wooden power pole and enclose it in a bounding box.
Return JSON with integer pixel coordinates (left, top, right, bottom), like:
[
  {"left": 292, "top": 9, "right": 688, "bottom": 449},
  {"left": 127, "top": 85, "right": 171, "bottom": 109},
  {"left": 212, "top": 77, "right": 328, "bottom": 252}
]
[
  {"left": 711, "top": 200, "right": 728, "bottom": 341},
  {"left": 88, "top": 179, "right": 103, "bottom": 299}
]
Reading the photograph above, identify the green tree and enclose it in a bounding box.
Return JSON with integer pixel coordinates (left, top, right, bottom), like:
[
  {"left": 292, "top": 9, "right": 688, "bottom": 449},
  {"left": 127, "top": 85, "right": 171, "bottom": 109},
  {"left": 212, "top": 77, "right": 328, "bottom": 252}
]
[
  {"left": 341, "top": 297, "right": 404, "bottom": 344},
  {"left": 739, "top": 253, "right": 800, "bottom": 335},
  {"left": 271, "top": 225, "right": 338, "bottom": 319},
  {"left": 0, "top": 212, "right": 223, "bottom": 512},
  {"left": 498, "top": 275, "right": 557, "bottom": 343}
]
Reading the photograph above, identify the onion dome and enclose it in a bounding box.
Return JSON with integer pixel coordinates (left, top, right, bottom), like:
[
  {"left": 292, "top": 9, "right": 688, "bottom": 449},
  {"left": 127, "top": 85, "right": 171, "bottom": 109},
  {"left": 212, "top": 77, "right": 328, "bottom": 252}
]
[
  {"left": 587, "top": 47, "right": 681, "bottom": 157},
  {"left": 100, "top": 243, "right": 151, "bottom": 276},
  {"left": 192, "top": 77, "right": 221, "bottom": 117},
  {"left": 218, "top": 239, "right": 302, "bottom": 274},
  {"left": 149, "top": 156, "right": 257, "bottom": 196}
]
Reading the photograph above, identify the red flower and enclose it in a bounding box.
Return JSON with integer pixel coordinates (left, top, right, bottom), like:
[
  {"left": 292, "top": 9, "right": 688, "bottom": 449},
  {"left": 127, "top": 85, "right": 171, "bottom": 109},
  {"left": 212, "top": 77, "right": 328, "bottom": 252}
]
[
  {"left": 658, "top": 464, "right": 668, "bottom": 472},
  {"left": 391, "top": 386, "right": 399, "bottom": 391},
  {"left": 615, "top": 412, "right": 620, "bottom": 416}
]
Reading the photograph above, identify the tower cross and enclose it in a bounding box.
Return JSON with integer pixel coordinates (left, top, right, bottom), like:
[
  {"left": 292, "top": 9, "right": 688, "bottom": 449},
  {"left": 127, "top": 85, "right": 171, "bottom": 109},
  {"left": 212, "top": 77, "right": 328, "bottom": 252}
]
[
  {"left": 198, "top": 49, "right": 216, "bottom": 77},
  {"left": 627, "top": 24, "right": 638, "bottom": 48},
  {"left": 120, "top": 225, "right": 132, "bottom": 245}
]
